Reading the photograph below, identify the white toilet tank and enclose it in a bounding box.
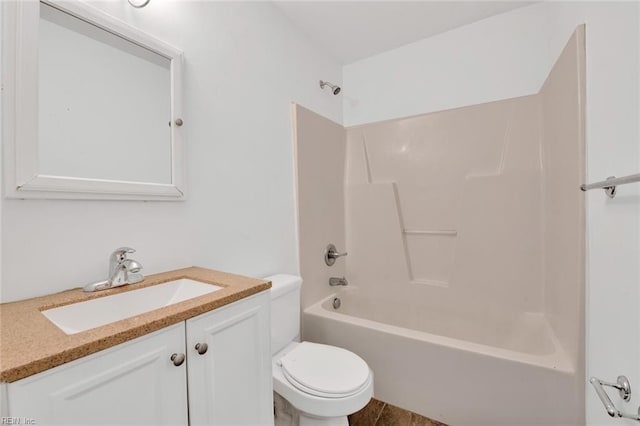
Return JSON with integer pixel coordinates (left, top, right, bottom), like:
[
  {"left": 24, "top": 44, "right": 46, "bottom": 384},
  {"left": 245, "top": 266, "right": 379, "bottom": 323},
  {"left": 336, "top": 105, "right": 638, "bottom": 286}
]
[{"left": 265, "top": 274, "right": 302, "bottom": 355}]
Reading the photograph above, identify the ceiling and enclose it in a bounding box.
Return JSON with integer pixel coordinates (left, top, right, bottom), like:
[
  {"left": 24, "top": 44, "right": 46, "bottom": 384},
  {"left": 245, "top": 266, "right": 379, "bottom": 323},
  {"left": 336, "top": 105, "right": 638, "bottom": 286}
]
[{"left": 273, "top": 1, "right": 534, "bottom": 64}]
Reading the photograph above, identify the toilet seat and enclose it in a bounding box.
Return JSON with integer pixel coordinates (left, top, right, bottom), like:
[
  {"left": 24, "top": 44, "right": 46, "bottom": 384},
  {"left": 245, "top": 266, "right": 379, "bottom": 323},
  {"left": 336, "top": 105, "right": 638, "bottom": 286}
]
[{"left": 279, "top": 342, "right": 371, "bottom": 398}]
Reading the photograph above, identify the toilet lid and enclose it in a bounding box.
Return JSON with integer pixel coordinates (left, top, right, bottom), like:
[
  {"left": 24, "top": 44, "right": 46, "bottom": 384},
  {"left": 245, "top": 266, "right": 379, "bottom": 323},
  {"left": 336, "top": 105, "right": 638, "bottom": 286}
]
[{"left": 279, "top": 342, "right": 370, "bottom": 398}]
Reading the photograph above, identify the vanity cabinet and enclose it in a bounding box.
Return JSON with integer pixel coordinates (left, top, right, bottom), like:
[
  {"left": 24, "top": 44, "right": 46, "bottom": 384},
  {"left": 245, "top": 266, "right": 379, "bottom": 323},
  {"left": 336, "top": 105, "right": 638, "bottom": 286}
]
[
  {"left": 186, "top": 290, "right": 272, "bottom": 425},
  {"left": 5, "top": 291, "right": 272, "bottom": 426},
  {"left": 7, "top": 323, "right": 188, "bottom": 425}
]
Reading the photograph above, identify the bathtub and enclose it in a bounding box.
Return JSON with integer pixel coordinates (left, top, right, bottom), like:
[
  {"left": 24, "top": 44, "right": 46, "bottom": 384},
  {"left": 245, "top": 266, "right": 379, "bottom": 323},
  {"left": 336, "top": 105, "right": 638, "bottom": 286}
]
[{"left": 303, "top": 289, "right": 583, "bottom": 426}]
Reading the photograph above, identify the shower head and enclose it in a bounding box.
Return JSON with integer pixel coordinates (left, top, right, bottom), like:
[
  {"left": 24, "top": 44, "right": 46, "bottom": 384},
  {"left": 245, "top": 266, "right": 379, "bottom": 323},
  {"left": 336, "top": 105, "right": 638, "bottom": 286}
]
[{"left": 320, "top": 80, "right": 341, "bottom": 95}]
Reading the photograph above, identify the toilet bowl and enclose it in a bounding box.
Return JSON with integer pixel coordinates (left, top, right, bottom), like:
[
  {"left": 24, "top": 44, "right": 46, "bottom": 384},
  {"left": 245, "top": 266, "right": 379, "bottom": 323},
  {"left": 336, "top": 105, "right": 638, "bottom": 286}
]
[{"left": 266, "top": 274, "right": 373, "bottom": 426}]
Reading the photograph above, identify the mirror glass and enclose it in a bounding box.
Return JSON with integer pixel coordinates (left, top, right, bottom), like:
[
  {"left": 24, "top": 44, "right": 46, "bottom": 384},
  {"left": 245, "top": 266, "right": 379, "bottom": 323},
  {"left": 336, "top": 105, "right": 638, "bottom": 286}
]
[{"left": 38, "top": 3, "right": 172, "bottom": 184}]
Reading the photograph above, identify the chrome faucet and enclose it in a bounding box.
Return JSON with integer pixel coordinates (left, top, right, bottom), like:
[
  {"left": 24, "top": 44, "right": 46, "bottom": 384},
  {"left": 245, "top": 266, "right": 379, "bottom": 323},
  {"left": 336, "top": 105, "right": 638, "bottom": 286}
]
[
  {"left": 108, "top": 247, "right": 144, "bottom": 286},
  {"left": 83, "top": 247, "right": 144, "bottom": 292},
  {"left": 329, "top": 276, "right": 348, "bottom": 287}
]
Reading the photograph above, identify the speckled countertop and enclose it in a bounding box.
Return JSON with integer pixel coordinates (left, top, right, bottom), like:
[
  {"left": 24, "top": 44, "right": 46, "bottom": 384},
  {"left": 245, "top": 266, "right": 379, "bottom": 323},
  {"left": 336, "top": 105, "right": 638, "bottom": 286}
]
[{"left": 0, "top": 266, "right": 271, "bottom": 383}]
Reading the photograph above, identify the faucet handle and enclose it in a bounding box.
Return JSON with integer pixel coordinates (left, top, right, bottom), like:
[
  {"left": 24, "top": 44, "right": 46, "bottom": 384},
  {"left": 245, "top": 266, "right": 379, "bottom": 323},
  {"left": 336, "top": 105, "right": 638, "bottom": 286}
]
[
  {"left": 324, "top": 244, "right": 348, "bottom": 266},
  {"left": 114, "top": 247, "right": 136, "bottom": 254},
  {"left": 111, "top": 247, "right": 136, "bottom": 262}
]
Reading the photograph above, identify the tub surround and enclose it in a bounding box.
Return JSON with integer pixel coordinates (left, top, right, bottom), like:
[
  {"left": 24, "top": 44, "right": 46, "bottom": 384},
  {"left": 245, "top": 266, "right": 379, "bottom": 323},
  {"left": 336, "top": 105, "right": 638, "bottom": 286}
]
[
  {"left": 292, "top": 104, "right": 346, "bottom": 310},
  {"left": 342, "top": 27, "right": 585, "bottom": 369},
  {"left": 0, "top": 266, "right": 270, "bottom": 383}
]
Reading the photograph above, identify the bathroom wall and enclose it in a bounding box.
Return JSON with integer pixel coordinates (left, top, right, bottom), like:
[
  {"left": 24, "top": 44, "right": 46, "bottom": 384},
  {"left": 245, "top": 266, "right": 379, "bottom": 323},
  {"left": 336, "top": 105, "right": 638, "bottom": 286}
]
[
  {"left": 0, "top": 1, "right": 343, "bottom": 302},
  {"left": 292, "top": 104, "right": 346, "bottom": 309},
  {"left": 342, "top": 3, "right": 551, "bottom": 127},
  {"left": 343, "top": 3, "right": 639, "bottom": 424}
]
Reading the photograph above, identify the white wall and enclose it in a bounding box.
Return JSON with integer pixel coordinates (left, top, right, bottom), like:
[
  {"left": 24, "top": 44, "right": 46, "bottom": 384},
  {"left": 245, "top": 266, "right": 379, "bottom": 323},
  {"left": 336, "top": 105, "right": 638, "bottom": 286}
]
[
  {"left": 0, "top": 1, "right": 342, "bottom": 302},
  {"left": 342, "top": 3, "right": 552, "bottom": 127},
  {"left": 343, "top": 3, "right": 640, "bottom": 424}
]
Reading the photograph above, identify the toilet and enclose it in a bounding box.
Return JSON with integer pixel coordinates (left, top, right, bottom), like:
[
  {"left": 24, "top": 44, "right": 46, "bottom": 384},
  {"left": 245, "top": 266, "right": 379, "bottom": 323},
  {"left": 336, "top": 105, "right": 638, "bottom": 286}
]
[{"left": 266, "top": 274, "right": 373, "bottom": 426}]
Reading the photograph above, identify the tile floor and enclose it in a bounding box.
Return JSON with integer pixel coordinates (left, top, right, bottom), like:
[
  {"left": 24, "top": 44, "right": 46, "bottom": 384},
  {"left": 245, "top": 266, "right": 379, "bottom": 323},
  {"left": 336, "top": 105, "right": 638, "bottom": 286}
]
[{"left": 348, "top": 398, "right": 447, "bottom": 426}]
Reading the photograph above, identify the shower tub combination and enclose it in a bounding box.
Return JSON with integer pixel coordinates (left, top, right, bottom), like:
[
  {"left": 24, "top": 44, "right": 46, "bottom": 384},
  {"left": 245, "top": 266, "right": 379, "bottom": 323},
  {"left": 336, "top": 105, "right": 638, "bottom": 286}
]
[
  {"left": 304, "top": 290, "right": 580, "bottom": 426},
  {"left": 295, "top": 26, "right": 586, "bottom": 426}
]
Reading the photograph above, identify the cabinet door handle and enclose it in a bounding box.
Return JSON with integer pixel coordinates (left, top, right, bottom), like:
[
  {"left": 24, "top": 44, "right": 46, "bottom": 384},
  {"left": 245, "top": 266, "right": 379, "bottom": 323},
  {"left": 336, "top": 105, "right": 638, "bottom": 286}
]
[
  {"left": 170, "top": 353, "right": 185, "bottom": 366},
  {"left": 195, "top": 343, "right": 208, "bottom": 355}
]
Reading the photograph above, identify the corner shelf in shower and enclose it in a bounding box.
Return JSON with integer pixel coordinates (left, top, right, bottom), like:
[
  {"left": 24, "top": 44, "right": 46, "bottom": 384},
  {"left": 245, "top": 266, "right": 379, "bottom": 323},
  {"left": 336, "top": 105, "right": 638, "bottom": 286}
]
[{"left": 403, "top": 230, "right": 458, "bottom": 236}]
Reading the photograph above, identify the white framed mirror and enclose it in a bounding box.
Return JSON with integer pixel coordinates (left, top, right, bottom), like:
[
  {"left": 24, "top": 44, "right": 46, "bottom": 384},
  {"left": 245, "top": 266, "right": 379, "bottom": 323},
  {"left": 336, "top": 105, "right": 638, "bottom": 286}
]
[{"left": 2, "top": 0, "right": 185, "bottom": 200}]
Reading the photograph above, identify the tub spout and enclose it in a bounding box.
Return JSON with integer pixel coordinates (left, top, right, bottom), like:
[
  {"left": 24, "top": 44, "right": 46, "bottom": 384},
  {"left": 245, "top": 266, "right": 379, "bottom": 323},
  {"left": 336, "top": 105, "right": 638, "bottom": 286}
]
[{"left": 329, "top": 277, "right": 348, "bottom": 286}]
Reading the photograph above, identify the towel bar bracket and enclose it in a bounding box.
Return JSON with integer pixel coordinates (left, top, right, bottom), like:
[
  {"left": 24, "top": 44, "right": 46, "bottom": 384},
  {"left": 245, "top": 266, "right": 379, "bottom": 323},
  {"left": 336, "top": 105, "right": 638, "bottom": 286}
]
[
  {"left": 603, "top": 176, "right": 617, "bottom": 199},
  {"left": 590, "top": 376, "right": 640, "bottom": 422}
]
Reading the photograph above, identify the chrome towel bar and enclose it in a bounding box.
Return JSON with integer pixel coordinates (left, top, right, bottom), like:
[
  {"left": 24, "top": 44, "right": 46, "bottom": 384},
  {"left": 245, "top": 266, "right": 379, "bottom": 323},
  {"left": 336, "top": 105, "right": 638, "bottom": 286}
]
[
  {"left": 590, "top": 376, "right": 640, "bottom": 421},
  {"left": 581, "top": 173, "right": 640, "bottom": 198}
]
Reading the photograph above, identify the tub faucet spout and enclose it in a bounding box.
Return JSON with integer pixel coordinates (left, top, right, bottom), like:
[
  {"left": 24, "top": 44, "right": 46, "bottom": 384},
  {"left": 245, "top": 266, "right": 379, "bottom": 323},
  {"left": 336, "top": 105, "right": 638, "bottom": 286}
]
[{"left": 329, "top": 277, "right": 348, "bottom": 286}]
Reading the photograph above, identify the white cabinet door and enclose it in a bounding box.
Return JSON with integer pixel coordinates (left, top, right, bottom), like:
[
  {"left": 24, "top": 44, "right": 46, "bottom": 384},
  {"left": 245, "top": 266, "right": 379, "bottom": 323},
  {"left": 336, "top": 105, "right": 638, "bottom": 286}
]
[
  {"left": 186, "top": 291, "right": 273, "bottom": 426},
  {"left": 7, "top": 323, "right": 188, "bottom": 426}
]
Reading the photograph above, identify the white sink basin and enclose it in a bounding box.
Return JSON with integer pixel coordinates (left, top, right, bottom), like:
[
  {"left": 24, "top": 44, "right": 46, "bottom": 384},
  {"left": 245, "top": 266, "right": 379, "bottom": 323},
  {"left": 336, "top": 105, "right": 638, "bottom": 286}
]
[{"left": 42, "top": 279, "right": 223, "bottom": 335}]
